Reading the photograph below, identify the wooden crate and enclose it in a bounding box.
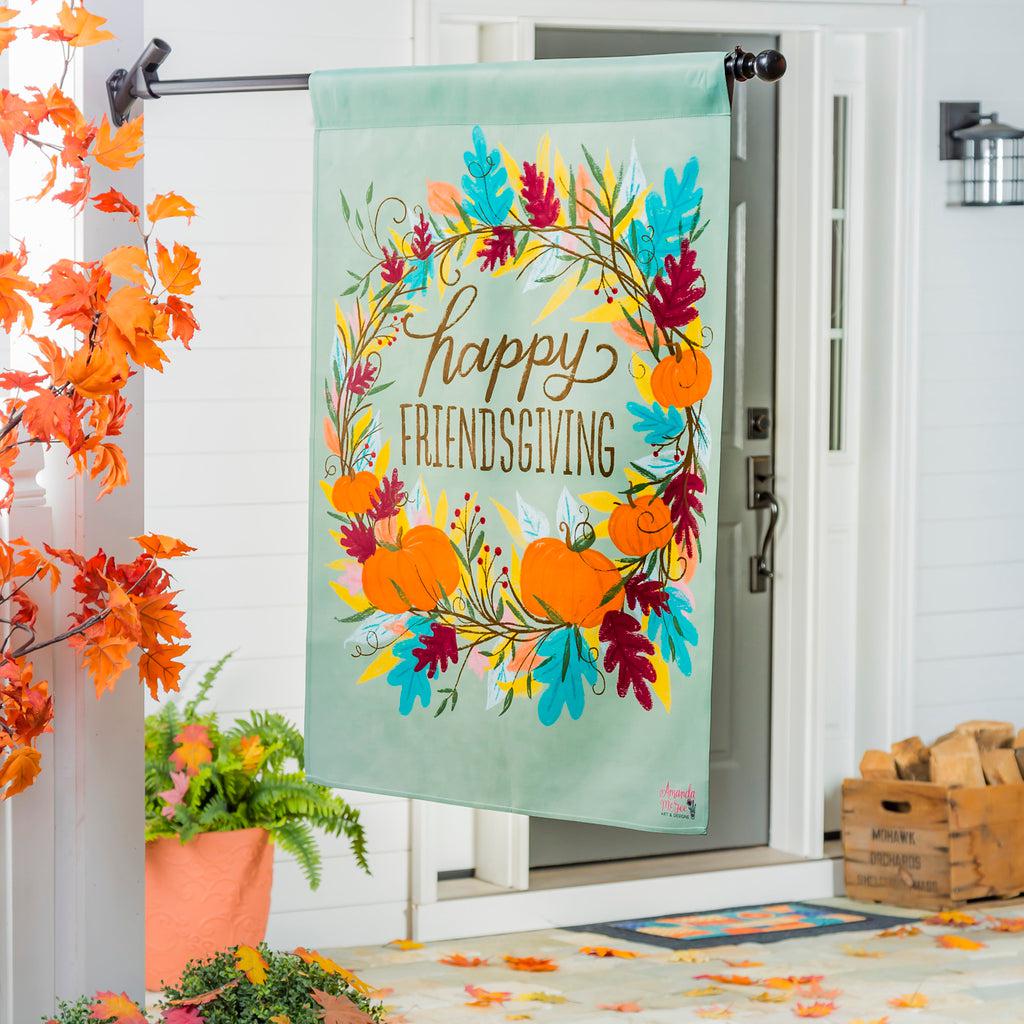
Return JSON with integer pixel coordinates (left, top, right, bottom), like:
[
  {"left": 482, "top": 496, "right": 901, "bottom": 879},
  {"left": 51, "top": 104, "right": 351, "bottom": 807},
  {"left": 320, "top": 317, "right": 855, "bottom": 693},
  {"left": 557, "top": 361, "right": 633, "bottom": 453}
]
[{"left": 842, "top": 778, "right": 1024, "bottom": 910}]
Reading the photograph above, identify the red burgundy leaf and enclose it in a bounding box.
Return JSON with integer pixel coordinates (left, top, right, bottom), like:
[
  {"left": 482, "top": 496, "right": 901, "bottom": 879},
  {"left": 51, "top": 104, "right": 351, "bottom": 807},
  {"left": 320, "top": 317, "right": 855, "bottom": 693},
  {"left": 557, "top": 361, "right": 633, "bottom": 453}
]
[
  {"left": 624, "top": 574, "right": 671, "bottom": 618},
  {"left": 647, "top": 239, "right": 705, "bottom": 331},
  {"left": 412, "top": 622, "right": 459, "bottom": 679},
  {"left": 478, "top": 226, "right": 516, "bottom": 272},
  {"left": 380, "top": 246, "right": 405, "bottom": 284},
  {"left": 411, "top": 211, "right": 434, "bottom": 260},
  {"left": 345, "top": 361, "right": 377, "bottom": 396},
  {"left": 370, "top": 469, "right": 406, "bottom": 521},
  {"left": 338, "top": 521, "right": 377, "bottom": 564},
  {"left": 520, "top": 161, "right": 560, "bottom": 228},
  {"left": 600, "top": 609, "right": 657, "bottom": 710},
  {"left": 664, "top": 471, "right": 705, "bottom": 559}
]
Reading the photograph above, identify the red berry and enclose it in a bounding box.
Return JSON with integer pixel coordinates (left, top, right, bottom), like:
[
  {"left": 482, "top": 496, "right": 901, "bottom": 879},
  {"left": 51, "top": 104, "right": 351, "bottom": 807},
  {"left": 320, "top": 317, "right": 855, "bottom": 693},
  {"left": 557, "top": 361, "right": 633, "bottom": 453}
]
[
  {"left": 464, "top": 492, "right": 471, "bottom": 501},
  {"left": 501, "top": 581, "right": 508, "bottom": 589},
  {"left": 593, "top": 288, "right": 600, "bottom": 295},
  {"left": 450, "top": 522, "right": 456, "bottom": 529},
  {"left": 484, "top": 545, "right": 490, "bottom": 553},
  {"left": 477, "top": 557, "right": 483, "bottom": 565},
  {"left": 494, "top": 547, "right": 502, "bottom": 556},
  {"left": 479, "top": 517, "right": 486, "bottom": 524},
  {"left": 502, "top": 566, "right": 509, "bottom": 575},
  {"left": 454, "top": 508, "right": 461, "bottom": 517}
]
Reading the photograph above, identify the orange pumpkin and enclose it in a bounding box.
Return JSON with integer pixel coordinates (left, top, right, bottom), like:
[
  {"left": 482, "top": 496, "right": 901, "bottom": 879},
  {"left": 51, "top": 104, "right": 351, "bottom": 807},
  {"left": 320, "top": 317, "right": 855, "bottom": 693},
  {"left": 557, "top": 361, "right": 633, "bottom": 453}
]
[
  {"left": 520, "top": 535, "right": 624, "bottom": 628},
  {"left": 362, "top": 524, "right": 460, "bottom": 614},
  {"left": 650, "top": 346, "right": 712, "bottom": 408},
  {"left": 331, "top": 471, "right": 378, "bottom": 515},
  {"left": 608, "top": 496, "right": 674, "bottom": 556}
]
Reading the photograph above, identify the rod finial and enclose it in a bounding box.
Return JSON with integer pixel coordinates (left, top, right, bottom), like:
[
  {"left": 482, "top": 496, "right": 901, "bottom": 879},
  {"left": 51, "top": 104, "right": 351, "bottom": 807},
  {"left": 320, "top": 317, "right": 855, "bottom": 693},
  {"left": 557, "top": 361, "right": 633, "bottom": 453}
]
[{"left": 725, "top": 46, "right": 787, "bottom": 85}]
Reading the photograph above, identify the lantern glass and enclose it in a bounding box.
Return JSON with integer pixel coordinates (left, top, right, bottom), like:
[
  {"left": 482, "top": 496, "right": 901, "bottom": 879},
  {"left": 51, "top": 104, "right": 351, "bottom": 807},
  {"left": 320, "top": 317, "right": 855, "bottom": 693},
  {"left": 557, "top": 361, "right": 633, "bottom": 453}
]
[{"left": 955, "top": 113, "right": 1024, "bottom": 207}]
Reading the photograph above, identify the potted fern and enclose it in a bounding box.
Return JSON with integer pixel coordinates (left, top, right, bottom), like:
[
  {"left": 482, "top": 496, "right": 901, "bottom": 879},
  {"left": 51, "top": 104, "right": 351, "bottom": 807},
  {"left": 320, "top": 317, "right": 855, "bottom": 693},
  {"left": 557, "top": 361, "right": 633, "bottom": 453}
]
[{"left": 144, "top": 654, "right": 368, "bottom": 991}]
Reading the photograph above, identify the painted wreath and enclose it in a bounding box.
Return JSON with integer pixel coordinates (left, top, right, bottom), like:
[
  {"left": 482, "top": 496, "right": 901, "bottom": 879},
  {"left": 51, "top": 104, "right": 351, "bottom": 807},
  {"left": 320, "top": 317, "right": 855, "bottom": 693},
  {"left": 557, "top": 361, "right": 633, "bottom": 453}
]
[{"left": 321, "top": 126, "right": 713, "bottom": 727}]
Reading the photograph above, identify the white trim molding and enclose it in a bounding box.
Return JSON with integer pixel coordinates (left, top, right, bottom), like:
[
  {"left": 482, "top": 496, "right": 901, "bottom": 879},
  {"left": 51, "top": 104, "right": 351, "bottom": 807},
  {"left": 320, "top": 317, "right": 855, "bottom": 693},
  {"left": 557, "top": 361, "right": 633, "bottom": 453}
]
[{"left": 410, "top": 0, "right": 923, "bottom": 939}]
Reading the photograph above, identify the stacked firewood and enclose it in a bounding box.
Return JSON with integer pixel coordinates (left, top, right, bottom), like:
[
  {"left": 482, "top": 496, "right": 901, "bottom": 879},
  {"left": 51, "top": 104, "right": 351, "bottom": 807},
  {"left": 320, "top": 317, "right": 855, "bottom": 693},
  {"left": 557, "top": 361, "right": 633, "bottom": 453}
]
[{"left": 860, "top": 721, "right": 1024, "bottom": 788}]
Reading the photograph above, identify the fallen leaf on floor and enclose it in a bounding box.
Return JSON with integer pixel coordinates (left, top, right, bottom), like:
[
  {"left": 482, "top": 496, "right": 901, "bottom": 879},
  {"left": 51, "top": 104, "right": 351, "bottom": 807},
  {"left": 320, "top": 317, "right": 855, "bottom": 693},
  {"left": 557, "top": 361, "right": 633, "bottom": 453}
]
[
  {"left": 684, "top": 986, "right": 725, "bottom": 997},
  {"left": 750, "top": 992, "right": 790, "bottom": 1004},
  {"left": 794, "top": 1000, "right": 837, "bottom": 1018},
  {"left": 987, "top": 916, "right": 1024, "bottom": 932},
  {"left": 877, "top": 926, "right": 921, "bottom": 939},
  {"left": 465, "top": 985, "right": 512, "bottom": 1007},
  {"left": 723, "top": 959, "right": 763, "bottom": 967},
  {"left": 923, "top": 911, "right": 977, "bottom": 928},
  {"left": 669, "top": 949, "right": 709, "bottom": 963},
  {"left": 598, "top": 1003, "right": 642, "bottom": 1013},
  {"left": 695, "top": 973, "right": 759, "bottom": 986},
  {"left": 936, "top": 934, "right": 986, "bottom": 950},
  {"left": 506, "top": 1016, "right": 532, "bottom": 1021},
  {"left": 888, "top": 992, "right": 928, "bottom": 1009},
  {"left": 388, "top": 939, "right": 425, "bottom": 950},
  {"left": 842, "top": 945, "right": 885, "bottom": 958},
  {"left": 517, "top": 992, "right": 567, "bottom": 1004},
  {"left": 579, "top": 946, "right": 642, "bottom": 959},
  {"left": 442, "top": 953, "right": 489, "bottom": 967},
  {"left": 695, "top": 1005, "right": 733, "bottom": 1019},
  {"left": 848, "top": 1018, "right": 890, "bottom": 1024},
  {"left": 797, "top": 983, "right": 841, "bottom": 999},
  {"left": 762, "top": 976, "right": 823, "bottom": 991},
  {"left": 367, "top": 987, "right": 393, "bottom": 999},
  {"left": 504, "top": 955, "right": 558, "bottom": 972}
]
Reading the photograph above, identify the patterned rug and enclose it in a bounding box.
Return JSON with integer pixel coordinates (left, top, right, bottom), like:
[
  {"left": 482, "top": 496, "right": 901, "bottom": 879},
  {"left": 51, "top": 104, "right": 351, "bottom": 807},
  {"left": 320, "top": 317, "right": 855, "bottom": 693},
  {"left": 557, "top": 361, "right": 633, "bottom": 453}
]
[{"left": 569, "top": 901, "right": 910, "bottom": 950}]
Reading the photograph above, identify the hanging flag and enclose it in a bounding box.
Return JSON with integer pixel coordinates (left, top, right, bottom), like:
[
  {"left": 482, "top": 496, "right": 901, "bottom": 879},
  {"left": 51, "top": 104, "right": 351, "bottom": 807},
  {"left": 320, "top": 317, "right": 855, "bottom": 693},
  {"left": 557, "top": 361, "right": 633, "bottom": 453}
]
[{"left": 306, "top": 52, "right": 731, "bottom": 832}]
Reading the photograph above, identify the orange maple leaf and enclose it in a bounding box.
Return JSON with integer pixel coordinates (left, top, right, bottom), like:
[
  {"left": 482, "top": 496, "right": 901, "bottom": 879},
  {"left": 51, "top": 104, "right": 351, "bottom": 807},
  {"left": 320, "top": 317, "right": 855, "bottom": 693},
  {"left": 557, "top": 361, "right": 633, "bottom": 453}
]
[
  {"left": 0, "top": 8, "right": 16, "bottom": 58},
  {"left": 935, "top": 933, "right": 985, "bottom": 950},
  {"left": 441, "top": 953, "right": 488, "bottom": 967},
  {"left": 762, "top": 976, "right": 823, "bottom": 991},
  {"left": 88, "top": 441, "right": 129, "bottom": 497},
  {"left": 578, "top": 946, "right": 641, "bottom": 959},
  {"left": 134, "top": 591, "right": 190, "bottom": 646},
  {"left": 888, "top": 992, "right": 928, "bottom": 1009},
  {"left": 293, "top": 947, "right": 372, "bottom": 994},
  {"left": 139, "top": 643, "right": 188, "bottom": 699},
  {"left": 133, "top": 533, "right": 197, "bottom": 559},
  {"left": 598, "top": 1003, "right": 641, "bottom": 1013},
  {"left": 987, "top": 916, "right": 1024, "bottom": 932},
  {"left": 0, "top": 247, "right": 34, "bottom": 331},
  {"left": 695, "top": 973, "right": 759, "bottom": 986},
  {"left": 877, "top": 926, "right": 920, "bottom": 939},
  {"left": 794, "top": 1001, "right": 837, "bottom": 1018},
  {"left": 464, "top": 984, "right": 511, "bottom": 1007},
  {"left": 83, "top": 634, "right": 134, "bottom": 697},
  {"left": 503, "top": 955, "right": 558, "bottom": 972},
  {"left": 57, "top": 2, "right": 113, "bottom": 46},
  {"left": 923, "top": 910, "right": 977, "bottom": 928},
  {"left": 67, "top": 343, "right": 122, "bottom": 399},
  {"left": 750, "top": 992, "right": 790, "bottom": 1004},
  {"left": 147, "top": 191, "right": 197, "bottom": 223},
  {"left": 156, "top": 240, "right": 201, "bottom": 296},
  {"left": 0, "top": 746, "right": 41, "bottom": 799},
  {"left": 91, "top": 114, "right": 143, "bottom": 171},
  {"left": 92, "top": 188, "right": 140, "bottom": 221},
  {"left": 101, "top": 245, "right": 149, "bottom": 286},
  {"left": 235, "top": 944, "right": 269, "bottom": 985},
  {"left": 167, "top": 981, "right": 238, "bottom": 1006},
  {"left": 310, "top": 990, "right": 374, "bottom": 1024},
  {"left": 105, "top": 578, "right": 142, "bottom": 640},
  {"left": 88, "top": 992, "right": 145, "bottom": 1023},
  {"left": 171, "top": 723, "right": 213, "bottom": 774}
]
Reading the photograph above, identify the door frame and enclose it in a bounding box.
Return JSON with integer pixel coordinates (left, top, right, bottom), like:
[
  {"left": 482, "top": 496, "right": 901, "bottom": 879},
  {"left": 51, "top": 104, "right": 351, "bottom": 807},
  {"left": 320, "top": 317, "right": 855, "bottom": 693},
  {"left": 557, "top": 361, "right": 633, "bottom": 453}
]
[{"left": 410, "top": 0, "right": 923, "bottom": 936}]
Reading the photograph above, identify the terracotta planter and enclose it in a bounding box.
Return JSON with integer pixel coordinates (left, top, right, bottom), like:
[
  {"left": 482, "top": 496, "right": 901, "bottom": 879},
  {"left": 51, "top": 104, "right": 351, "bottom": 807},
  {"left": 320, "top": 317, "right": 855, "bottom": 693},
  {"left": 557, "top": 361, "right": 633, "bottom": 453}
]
[{"left": 146, "top": 827, "right": 273, "bottom": 991}]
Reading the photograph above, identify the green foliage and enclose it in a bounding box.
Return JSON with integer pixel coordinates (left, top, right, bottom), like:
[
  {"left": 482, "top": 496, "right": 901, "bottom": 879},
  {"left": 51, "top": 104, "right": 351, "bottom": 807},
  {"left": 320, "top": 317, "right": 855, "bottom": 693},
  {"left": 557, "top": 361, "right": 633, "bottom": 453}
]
[
  {"left": 44, "top": 945, "right": 387, "bottom": 1024},
  {"left": 145, "top": 653, "right": 368, "bottom": 886},
  {"left": 163, "top": 945, "right": 386, "bottom": 1024}
]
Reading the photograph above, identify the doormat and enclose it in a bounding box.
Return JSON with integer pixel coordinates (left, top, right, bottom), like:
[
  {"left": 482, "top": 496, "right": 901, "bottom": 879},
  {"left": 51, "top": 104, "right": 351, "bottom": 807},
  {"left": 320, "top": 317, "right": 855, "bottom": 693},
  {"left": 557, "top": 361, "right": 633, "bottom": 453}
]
[{"left": 570, "top": 902, "right": 914, "bottom": 950}]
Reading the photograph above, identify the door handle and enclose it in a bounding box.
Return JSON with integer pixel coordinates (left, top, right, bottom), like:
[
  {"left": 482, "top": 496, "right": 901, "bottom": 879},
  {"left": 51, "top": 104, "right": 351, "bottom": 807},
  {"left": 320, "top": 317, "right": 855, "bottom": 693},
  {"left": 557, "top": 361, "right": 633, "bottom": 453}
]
[{"left": 747, "top": 455, "right": 778, "bottom": 594}]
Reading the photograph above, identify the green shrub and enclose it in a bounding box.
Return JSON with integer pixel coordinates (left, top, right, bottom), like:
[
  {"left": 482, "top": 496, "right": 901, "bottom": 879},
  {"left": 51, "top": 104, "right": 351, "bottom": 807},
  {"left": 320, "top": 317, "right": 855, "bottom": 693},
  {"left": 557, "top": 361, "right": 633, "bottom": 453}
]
[{"left": 145, "top": 653, "right": 367, "bottom": 886}]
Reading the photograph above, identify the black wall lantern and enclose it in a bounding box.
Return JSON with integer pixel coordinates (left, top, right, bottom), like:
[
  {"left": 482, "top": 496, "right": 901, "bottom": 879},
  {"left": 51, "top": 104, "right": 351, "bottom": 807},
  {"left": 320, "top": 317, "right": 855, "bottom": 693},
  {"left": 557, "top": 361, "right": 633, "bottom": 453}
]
[{"left": 940, "top": 101, "right": 1024, "bottom": 207}]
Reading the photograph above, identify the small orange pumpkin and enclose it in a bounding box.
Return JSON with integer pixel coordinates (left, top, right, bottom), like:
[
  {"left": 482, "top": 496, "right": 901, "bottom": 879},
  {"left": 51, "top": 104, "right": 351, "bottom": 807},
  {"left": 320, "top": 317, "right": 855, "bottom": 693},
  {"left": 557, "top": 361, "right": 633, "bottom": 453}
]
[
  {"left": 520, "top": 532, "right": 624, "bottom": 628},
  {"left": 650, "top": 346, "right": 712, "bottom": 408},
  {"left": 608, "top": 496, "right": 674, "bottom": 557},
  {"left": 362, "top": 524, "right": 460, "bottom": 614},
  {"left": 331, "top": 471, "right": 378, "bottom": 515}
]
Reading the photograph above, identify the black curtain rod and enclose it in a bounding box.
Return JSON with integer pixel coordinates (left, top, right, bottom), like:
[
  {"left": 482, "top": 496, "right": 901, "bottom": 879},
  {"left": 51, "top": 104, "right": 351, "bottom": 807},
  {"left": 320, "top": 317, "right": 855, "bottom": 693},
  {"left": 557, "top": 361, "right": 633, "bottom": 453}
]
[{"left": 106, "top": 39, "right": 786, "bottom": 127}]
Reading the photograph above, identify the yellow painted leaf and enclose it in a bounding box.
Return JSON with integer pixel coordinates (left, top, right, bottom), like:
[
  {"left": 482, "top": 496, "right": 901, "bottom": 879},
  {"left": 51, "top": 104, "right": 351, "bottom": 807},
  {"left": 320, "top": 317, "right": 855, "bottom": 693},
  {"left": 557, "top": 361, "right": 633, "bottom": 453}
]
[
  {"left": 574, "top": 293, "right": 642, "bottom": 324},
  {"left": 650, "top": 651, "right": 671, "bottom": 713},
  {"left": 235, "top": 944, "right": 269, "bottom": 985},
  {"left": 533, "top": 274, "right": 578, "bottom": 325}
]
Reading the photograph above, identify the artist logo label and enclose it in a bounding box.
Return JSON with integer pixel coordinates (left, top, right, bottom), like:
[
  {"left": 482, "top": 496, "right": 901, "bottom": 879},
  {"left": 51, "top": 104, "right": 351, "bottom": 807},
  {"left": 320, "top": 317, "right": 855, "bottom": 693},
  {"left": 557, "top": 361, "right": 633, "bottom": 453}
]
[{"left": 659, "top": 781, "right": 697, "bottom": 820}]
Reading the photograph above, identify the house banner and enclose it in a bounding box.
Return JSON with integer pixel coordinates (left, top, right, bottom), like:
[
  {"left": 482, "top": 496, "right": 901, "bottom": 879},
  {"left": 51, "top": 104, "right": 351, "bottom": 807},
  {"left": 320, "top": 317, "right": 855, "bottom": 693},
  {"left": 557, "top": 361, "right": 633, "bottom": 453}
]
[{"left": 305, "top": 52, "right": 731, "bottom": 832}]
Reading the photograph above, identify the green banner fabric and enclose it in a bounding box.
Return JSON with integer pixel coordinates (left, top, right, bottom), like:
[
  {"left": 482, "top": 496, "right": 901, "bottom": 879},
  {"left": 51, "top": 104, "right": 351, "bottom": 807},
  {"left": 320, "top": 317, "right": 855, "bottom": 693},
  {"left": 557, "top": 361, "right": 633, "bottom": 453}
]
[{"left": 306, "top": 53, "right": 731, "bottom": 833}]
